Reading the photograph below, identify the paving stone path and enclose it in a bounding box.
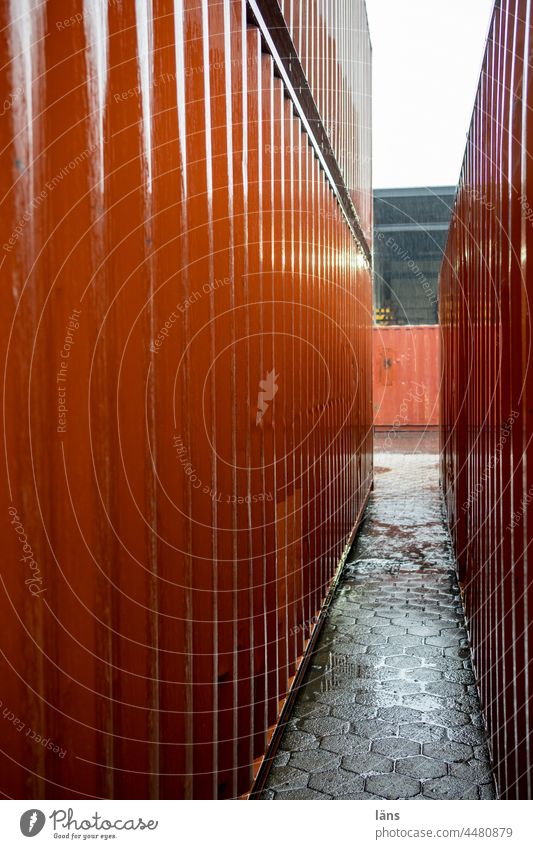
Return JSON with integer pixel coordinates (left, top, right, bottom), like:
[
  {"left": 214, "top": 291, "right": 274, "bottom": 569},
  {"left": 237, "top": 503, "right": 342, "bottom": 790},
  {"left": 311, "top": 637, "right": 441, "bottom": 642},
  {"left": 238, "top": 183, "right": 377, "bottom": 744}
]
[{"left": 263, "top": 451, "right": 497, "bottom": 800}]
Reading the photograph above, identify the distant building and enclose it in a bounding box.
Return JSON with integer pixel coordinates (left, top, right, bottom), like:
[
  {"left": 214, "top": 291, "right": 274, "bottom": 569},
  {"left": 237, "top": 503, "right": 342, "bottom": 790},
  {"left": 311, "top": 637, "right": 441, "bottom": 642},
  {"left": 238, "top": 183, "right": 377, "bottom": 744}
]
[{"left": 373, "top": 186, "right": 455, "bottom": 325}]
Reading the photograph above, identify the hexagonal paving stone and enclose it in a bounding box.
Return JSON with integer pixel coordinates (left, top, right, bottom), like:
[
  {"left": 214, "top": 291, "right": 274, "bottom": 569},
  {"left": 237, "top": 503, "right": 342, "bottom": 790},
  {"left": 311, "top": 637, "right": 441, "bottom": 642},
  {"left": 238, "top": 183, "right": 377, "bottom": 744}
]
[
  {"left": 423, "top": 741, "right": 473, "bottom": 762},
  {"left": 279, "top": 718, "right": 299, "bottom": 735},
  {"left": 331, "top": 614, "right": 356, "bottom": 627},
  {"left": 332, "top": 704, "right": 377, "bottom": 722},
  {"left": 352, "top": 633, "right": 390, "bottom": 646},
  {"left": 355, "top": 691, "right": 399, "bottom": 707},
  {"left": 292, "top": 702, "right": 331, "bottom": 720},
  {"left": 371, "top": 625, "right": 407, "bottom": 636},
  {"left": 351, "top": 719, "right": 398, "bottom": 739},
  {"left": 289, "top": 748, "right": 341, "bottom": 773},
  {"left": 447, "top": 725, "right": 487, "bottom": 746},
  {"left": 450, "top": 760, "right": 494, "bottom": 782},
  {"left": 439, "top": 625, "right": 467, "bottom": 636},
  {"left": 366, "top": 644, "right": 405, "bottom": 656},
  {"left": 451, "top": 693, "right": 484, "bottom": 713},
  {"left": 369, "top": 609, "right": 398, "bottom": 619},
  {"left": 405, "top": 644, "right": 444, "bottom": 658},
  {"left": 341, "top": 609, "right": 376, "bottom": 622},
  {"left": 377, "top": 706, "right": 425, "bottom": 724},
  {"left": 423, "top": 776, "right": 479, "bottom": 800},
  {"left": 425, "top": 681, "right": 466, "bottom": 697},
  {"left": 273, "top": 750, "right": 291, "bottom": 768},
  {"left": 404, "top": 668, "right": 444, "bottom": 683},
  {"left": 320, "top": 733, "right": 370, "bottom": 755},
  {"left": 315, "top": 690, "right": 358, "bottom": 707},
  {"left": 338, "top": 625, "right": 378, "bottom": 640},
  {"left": 353, "top": 680, "right": 389, "bottom": 693},
  {"left": 382, "top": 680, "right": 424, "bottom": 696},
  {"left": 479, "top": 783, "right": 497, "bottom": 799},
  {"left": 366, "top": 772, "right": 420, "bottom": 799},
  {"left": 301, "top": 716, "right": 349, "bottom": 737},
  {"left": 423, "top": 708, "right": 469, "bottom": 727},
  {"left": 359, "top": 665, "right": 402, "bottom": 681},
  {"left": 275, "top": 787, "right": 331, "bottom": 800},
  {"left": 443, "top": 669, "right": 476, "bottom": 685},
  {"left": 279, "top": 730, "right": 319, "bottom": 752},
  {"left": 342, "top": 751, "right": 394, "bottom": 775},
  {"left": 264, "top": 453, "right": 496, "bottom": 802},
  {"left": 343, "top": 791, "right": 383, "bottom": 800},
  {"left": 372, "top": 737, "right": 421, "bottom": 758},
  {"left": 402, "top": 693, "right": 445, "bottom": 711},
  {"left": 396, "top": 755, "right": 447, "bottom": 779},
  {"left": 258, "top": 789, "right": 275, "bottom": 800},
  {"left": 390, "top": 634, "right": 426, "bottom": 647},
  {"left": 426, "top": 634, "right": 465, "bottom": 648},
  {"left": 444, "top": 646, "right": 471, "bottom": 659},
  {"left": 389, "top": 616, "right": 413, "bottom": 626},
  {"left": 308, "top": 769, "right": 364, "bottom": 796},
  {"left": 331, "top": 642, "right": 370, "bottom": 657},
  {"left": 407, "top": 626, "right": 442, "bottom": 637}
]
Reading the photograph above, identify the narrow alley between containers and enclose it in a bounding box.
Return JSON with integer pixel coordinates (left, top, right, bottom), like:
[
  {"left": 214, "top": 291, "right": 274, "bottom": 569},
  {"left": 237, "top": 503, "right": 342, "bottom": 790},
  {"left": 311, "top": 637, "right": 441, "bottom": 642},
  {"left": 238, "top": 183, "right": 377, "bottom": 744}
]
[{"left": 262, "top": 434, "right": 496, "bottom": 800}]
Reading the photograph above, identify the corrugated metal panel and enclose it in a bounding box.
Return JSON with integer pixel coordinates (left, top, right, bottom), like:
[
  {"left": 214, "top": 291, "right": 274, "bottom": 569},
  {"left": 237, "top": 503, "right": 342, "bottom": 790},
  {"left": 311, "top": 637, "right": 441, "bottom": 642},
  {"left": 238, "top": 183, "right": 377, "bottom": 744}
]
[
  {"left": 282, "top": 0, "right": 372, "bottom": 243},
  {"left": 373, "top": 326, "right": 440, "bottom": 428},
  {"left": 0, "top": 0, "right": 372, "bottom": 799},
  {"left": 440, "top": 0, "right": 533, "bottom": 800}
]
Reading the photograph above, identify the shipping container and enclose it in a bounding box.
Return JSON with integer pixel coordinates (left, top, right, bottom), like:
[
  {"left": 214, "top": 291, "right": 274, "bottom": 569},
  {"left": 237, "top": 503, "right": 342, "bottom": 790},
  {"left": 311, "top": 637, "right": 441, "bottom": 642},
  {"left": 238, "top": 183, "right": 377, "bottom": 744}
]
[
  {"left": 373, "top": 187, "right": 454, "bottom": 326},
  {"left": 373, "top": 325, "right": 440, "bottom": 429},
  {"left": 0, "top": 0, "right": 373, "bottom": 799},
  {"left": 440, "top": 0, "right": 533, "bottom": 800}
]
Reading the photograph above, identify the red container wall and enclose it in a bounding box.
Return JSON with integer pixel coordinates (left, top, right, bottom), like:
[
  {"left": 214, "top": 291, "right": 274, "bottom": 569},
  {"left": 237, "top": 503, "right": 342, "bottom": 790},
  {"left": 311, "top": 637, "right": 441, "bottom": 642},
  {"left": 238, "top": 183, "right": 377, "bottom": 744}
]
[
  {"left": 373, "top": 326, "right": 440, "bottom": 428},
  {"left": 0, "top": 1, "right": 372, "bottom": 798},
  {"left": 279, "top": 0, "right": 373, "bottom": 244},
  {"left": 440, "top": 0, "right": 533, "bottom": 800}
]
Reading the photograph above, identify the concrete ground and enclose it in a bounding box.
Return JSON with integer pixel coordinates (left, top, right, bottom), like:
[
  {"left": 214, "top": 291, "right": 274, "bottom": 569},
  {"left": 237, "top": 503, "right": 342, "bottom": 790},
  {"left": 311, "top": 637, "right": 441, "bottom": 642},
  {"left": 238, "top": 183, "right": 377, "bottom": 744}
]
[{"left": 263, "top": 438, "right": 496, "bottom": 800}]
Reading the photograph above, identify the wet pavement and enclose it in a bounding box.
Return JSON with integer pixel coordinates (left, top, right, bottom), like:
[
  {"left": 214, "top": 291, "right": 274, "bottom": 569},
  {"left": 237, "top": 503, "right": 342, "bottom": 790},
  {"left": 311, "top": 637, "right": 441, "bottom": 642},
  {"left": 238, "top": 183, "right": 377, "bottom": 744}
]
[{"left": 263, "top": 444, "right": 497, "bottom": 800}]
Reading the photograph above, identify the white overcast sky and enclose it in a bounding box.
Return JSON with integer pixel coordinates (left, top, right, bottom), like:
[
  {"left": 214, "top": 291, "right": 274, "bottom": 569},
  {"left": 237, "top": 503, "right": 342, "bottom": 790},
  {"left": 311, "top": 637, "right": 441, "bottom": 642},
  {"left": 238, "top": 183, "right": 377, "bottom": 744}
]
[{"left": 365, "top": 0, "right": 495, "bottom": 189}]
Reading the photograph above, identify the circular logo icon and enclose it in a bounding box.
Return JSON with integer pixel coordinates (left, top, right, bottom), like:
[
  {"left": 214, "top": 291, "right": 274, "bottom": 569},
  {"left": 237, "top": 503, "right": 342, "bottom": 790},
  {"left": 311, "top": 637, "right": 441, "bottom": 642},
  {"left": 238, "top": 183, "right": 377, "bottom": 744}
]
[{"left": 20, "top": 810, "right": 46, "bottom": 837}]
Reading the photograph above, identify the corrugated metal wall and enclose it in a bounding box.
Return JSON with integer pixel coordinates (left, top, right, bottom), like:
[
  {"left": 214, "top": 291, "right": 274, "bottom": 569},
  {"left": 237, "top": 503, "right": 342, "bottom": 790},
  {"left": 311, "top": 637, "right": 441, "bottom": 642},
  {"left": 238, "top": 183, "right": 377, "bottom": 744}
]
[
  {"left": 440, "top": 0, "right": 533, "bottom": 800},
  {"left": 373, "top": 326, "right": 440, "bottom": 428},
  {"left": 0, "top": 0, "right": 372, "bottom": 799}
]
